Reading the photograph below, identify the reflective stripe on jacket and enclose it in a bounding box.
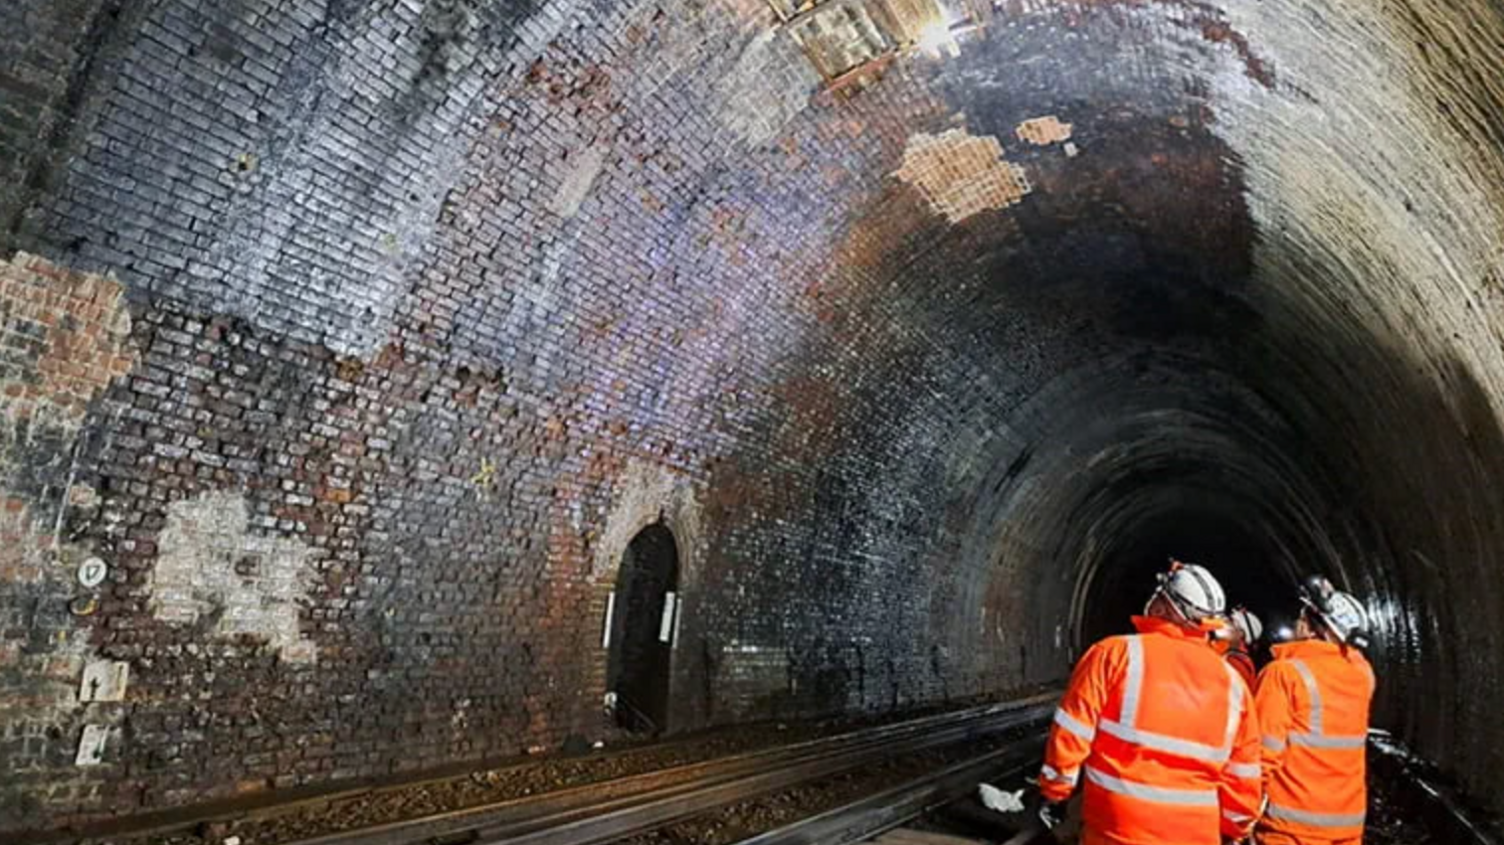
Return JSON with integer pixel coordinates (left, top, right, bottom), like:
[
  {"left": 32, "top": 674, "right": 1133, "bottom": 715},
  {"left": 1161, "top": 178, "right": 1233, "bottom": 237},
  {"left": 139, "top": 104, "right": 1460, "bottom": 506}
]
[
  {"left": 1254, "top": 639, "right": 1375, "bottom": 841},
  {"left": 1039, "top": 615, "right": 1262, "bottom": 844}
]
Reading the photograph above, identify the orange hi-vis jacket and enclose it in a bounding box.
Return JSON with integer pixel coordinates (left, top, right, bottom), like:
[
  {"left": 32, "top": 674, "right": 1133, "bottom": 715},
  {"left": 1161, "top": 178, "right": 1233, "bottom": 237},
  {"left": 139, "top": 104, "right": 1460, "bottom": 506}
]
[
  {"left": 1254, "top": 639, "right": 1375, "bottom": 842},
  {"left": 1039, "top": 616, "right": 1262, "bottom": 845},
  {"left": 1227, "top": 650, "right": 1257, "bottom": 689}
]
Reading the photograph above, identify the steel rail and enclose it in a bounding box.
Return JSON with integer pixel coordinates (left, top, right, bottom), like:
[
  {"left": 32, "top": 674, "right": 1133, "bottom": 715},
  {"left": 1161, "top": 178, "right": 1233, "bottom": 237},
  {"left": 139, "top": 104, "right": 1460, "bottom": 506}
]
[
  {"left": 730, "top": 735, "right": 1046, "bottom": 845},
  {"left": 475, "top": 710, "right": 1048, "bottom": 845},
  {"left": 280, "top": 694, "right": 1055, "bottom": 845}
]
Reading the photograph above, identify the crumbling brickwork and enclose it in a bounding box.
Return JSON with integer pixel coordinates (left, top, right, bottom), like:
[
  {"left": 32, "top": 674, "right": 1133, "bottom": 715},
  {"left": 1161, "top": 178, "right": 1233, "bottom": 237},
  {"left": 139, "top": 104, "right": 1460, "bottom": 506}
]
[{"left": 0, "top": 253, "right": 136, "bottom": 821}]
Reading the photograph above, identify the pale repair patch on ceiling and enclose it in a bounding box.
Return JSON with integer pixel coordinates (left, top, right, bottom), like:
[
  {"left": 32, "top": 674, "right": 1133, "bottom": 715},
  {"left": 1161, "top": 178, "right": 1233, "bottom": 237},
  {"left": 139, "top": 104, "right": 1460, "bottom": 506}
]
[
  {"left": 783, "top": 0, "right": 987, "bottom": 87},
  {"left": 550, "top": 144, "right": 610, "bottom": 219},
  {"left": 895, "top": 128, "right": 1031, "bottom": 222},
  {"left": 149, "top": 491, "right": 318, "bottom": 663},
  {"left": 787, "top": 0, "right": 893, "bottom": 79},
  {"left": 715, "top": 29, "right": 822, "bottom": 147},
  {"left": 1016, "top": 115, "right": 1073, "bottom": 146}
]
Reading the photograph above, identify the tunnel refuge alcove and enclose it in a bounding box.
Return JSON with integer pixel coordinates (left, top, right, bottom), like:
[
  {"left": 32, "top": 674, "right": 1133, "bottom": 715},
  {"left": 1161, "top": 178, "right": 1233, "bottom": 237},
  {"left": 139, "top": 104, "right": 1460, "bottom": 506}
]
[{"left": 606, "top": 523, "right": 681, "bottom": 735}]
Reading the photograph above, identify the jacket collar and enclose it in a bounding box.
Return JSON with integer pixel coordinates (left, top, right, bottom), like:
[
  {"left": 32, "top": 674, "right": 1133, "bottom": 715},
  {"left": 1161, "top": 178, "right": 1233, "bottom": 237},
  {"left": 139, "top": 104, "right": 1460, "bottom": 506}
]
[{"left": 1131, "top": 614, "right": 1210, "bottom": 642}]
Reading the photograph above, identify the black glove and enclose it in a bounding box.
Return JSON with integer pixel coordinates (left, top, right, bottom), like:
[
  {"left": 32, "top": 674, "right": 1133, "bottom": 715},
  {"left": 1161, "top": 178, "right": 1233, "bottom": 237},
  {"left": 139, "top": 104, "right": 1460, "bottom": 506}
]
[{"left": 1037, "top": 800, "right": 1067, "bottom": 830}]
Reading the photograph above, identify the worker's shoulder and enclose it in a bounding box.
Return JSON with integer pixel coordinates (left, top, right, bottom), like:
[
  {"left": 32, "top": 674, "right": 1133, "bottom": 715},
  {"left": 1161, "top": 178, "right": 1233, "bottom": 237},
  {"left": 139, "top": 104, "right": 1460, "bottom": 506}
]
[
  {"left": 1256, "top": 656, "right": 1304, "bottom": 684},
  {"left": 1330, "top": 649, "right": 1376, "bottom": 681},
  {"left": 1086, "top": 632, "right": 1136, "bottom": 653},
  {"left": 1349, "top": 649, "right": 1376, "bottom": 675},
  {"left": 1298, "top": 647, "right": 1372, "bottom": 675},
  {"left": 1087, "top": 631, "right": 1200, "bottom": 651},
  {"left": 1076, "top": 634, "right": 1135, "bottom": 668},
  {"left": 1173, "top": 637, "right": 1237, "bottom": 673}
]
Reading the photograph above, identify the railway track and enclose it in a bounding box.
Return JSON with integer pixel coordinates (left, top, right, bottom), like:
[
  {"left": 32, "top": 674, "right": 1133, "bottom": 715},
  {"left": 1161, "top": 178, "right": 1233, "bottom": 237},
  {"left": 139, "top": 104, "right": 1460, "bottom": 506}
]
[
  {"left": 729, "top": 735, "right": 1046, "bottom": 845},
  {"left": 729, "top": 728, "right": 1504, "bottom": 845},
  {"left": 281, "top": 700, "right": 1501, "bottom": 845},
  {"left": 273, "top": 693, "right": 1056, "bottom": 845}
]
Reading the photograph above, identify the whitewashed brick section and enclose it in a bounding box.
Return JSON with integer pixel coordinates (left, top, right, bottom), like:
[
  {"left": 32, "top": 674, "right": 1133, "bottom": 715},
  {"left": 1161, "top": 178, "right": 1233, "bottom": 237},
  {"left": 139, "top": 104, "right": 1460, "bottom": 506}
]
[{"left": 149, "top": 491, "right": 317, "bottom": 663}]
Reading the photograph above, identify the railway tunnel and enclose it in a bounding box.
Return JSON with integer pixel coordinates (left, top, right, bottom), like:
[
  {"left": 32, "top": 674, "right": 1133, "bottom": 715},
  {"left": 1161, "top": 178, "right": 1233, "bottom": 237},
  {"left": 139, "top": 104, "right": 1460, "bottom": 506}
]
[{"left": 1, "top": 0, "right": 1503, "bottom": 840}]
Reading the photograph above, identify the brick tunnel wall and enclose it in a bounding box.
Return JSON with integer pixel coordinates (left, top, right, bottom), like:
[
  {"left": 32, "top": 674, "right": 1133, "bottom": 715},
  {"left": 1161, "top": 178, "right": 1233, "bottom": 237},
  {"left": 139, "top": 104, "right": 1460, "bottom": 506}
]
[
  {"left": 3, "top": 0, "right": 1504, "bottom": 833},
  {"left": 0, "top": 0, "right": 1049, "bottom": 826}
]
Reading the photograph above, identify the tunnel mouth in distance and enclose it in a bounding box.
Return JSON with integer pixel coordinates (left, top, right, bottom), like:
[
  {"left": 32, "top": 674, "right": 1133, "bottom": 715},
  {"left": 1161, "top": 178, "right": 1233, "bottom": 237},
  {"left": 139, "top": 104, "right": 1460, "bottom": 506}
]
[{"left": 1074, "top": 504, "right": 1299, "bottom": 650}]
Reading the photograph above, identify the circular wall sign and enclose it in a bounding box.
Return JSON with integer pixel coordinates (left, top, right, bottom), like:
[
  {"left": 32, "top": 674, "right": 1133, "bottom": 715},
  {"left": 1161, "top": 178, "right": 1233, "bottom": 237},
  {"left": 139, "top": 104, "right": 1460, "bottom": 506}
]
[{"left": 77, "top": 557, "right": 108, "bottom": 589}]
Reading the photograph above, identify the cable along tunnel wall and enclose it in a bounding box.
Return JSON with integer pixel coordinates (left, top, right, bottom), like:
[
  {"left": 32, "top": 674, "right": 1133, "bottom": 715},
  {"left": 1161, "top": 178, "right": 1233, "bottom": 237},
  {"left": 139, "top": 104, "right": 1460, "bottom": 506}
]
[{"left": 0, "top": 0, "right": 1503, "bottom": 833}]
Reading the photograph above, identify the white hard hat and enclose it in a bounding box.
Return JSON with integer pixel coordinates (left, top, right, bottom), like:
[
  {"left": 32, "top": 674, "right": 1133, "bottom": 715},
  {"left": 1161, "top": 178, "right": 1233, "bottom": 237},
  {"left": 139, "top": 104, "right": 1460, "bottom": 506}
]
[
  {"left": 1229, "top": 607, "right": 1263, "bottom": 645},
  {"left": 1299, "top": 575, "right": 1370, "bottom": 648},
  {"left": 1152, "top": 559, "right": 1227, "bottom": 623}
]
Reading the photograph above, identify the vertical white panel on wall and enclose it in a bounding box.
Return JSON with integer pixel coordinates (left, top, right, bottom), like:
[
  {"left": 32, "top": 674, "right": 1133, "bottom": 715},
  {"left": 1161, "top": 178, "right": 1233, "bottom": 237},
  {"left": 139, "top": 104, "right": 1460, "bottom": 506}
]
[
  {"left": 659, "top": 591, "right": 677, "bottom": 642},
  {"left": 602, "top": 591, "right": 617, "bottom": 649}
]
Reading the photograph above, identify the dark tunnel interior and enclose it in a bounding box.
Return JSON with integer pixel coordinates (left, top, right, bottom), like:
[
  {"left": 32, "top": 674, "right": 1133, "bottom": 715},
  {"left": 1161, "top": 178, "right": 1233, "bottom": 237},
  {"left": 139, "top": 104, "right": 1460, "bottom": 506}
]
[
  {"left": 1078, "top": 506, "right": 1295, "bottom": 647},
  {"left": 3, "top": 0, "right": 1504, "bottom": 835}
]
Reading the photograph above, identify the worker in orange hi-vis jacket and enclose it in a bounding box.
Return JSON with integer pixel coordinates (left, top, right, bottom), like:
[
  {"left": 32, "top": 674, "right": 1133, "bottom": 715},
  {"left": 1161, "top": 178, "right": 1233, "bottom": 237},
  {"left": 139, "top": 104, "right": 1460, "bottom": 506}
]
[
  {"left": 1215, "top": 607, "right": 1263, "bottom": 689},
  {"left": 1036, "top": 560, "right": 1262, "bottom": 845},
  {"left": 1254, "top": 576, "right": 1375, "bottom": 845}
]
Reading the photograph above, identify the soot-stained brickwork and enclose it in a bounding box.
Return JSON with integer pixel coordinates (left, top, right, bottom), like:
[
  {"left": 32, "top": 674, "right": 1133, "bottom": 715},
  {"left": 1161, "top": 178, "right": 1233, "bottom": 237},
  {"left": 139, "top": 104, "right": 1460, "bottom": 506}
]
[
  {"left": 6, "top": 0, "right": 1504, "bottom": 834},
  {"left": 0, "top": 0, "right": 116, "bottom": 246},
  {"left": 13, "top": 0, "right": 557, "bottom": 356},
  {"left": 0, "top": 0, "right": 1078, "bottom": 822},
  {"left": 0, "top": 253, "right": 136, "bottom": 820}
]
